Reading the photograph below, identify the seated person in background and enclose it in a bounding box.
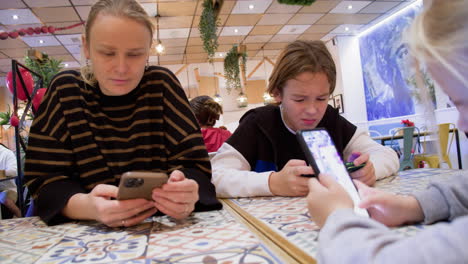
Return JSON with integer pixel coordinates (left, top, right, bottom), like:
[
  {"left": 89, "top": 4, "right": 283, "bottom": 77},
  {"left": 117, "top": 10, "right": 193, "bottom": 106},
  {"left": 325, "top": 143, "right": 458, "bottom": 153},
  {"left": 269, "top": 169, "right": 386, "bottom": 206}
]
[
  {"left": 307, "top": 0, "right": 468, "bottom": 262},
  {"left": 24, "top": 0, "right": 221, "bottom": 227},
  {"left": 190, "top": 96, "right": 232, "bottom": 152},
  {"left": 0, "top": 143, "right": 21, "bottom": 218},
  {"left": 211, "top": 40, "right": 399, "bottom": 198}
]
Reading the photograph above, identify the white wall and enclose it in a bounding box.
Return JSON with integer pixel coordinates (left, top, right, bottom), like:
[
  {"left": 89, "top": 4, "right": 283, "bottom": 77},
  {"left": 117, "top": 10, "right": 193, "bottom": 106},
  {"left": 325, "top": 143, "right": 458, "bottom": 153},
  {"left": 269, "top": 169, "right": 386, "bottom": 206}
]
[{"left": 333, "top": 36, "right": 369, "bottom": 128}]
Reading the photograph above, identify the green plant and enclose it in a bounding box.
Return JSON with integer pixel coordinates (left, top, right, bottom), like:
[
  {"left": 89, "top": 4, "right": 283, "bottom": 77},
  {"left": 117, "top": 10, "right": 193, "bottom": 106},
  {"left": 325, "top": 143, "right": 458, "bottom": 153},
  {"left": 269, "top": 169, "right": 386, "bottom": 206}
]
[
  {"left": 24, "top": 53, "right": 63, "bottom": 88},
  {"left": 224, "top": 45, "right": 247, "bottom": 93},
  {"left": 199, "top": 0, "right": 220, "bottom": 63},
  {"left": 0, "top": 105, "right": 12, "bottom": 125},
  {"left": 277, "top": 0, "right": 315, "bottom": 6}
]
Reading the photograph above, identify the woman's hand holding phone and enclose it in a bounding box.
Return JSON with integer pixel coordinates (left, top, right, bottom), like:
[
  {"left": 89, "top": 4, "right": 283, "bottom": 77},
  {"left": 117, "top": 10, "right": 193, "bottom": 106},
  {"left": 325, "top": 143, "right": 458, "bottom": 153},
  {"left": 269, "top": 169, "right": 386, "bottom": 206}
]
[
  {"left": 269, "top": 159, "right": 313, "bottom": 197},
  {"left": 63, "top": 184, "right": 158, "bottom": 228},
  {"left": 151, "top": 170, "right": 199, "bottom": 219}
]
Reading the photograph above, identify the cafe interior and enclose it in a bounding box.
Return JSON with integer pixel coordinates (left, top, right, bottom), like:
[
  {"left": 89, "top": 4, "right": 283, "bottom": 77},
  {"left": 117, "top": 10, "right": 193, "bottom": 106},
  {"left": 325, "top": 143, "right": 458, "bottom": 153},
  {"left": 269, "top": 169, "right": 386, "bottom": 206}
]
[{"left": 0, "top": 0, "right": 466, "bottom": 263}]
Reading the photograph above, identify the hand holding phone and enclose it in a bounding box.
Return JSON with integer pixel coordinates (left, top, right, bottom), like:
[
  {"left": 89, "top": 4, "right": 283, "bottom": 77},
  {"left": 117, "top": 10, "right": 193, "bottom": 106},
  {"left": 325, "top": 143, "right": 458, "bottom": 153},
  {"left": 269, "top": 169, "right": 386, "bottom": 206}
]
[
  {"left": 117, "top": 172, "right": 168, "bottom": 201},
  {"left": 297, "top": 128, "right": 369, "bottom": 217},
  {"left": 345, "top": 162, "right": 366, "bottom": 173}
]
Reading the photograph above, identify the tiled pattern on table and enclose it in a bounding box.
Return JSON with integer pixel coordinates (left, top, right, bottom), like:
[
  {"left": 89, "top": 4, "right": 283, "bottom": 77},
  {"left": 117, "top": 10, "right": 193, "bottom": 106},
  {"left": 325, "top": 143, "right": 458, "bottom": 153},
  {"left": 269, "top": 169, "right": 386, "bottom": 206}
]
[
  {"left": 375, "top": 168, "right": 457, "bottom": 194},
  {"left": 229, "top": 169, "right": 460, "bottom": 258},
  {"left": 0, "top": 210, "right": 284, "bottom": 264}
]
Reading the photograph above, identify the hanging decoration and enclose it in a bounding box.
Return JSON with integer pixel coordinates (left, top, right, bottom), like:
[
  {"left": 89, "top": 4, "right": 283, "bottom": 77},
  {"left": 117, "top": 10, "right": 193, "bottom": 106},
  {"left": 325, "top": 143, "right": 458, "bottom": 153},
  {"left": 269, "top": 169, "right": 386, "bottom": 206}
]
[
  {"left": 261, "top": 48, "right": 276, "bottom": 105},
  {"left": 199, "top": 0, "right": 221, "bottom": 63},
  {"left": 213, "top": 94, "right": 223, "bottom": 105},
  {"left": 0, "top": 21, "right": 85, "bottom": 40},
  {"left": 224, "top": 45, "right": 247, "bottom": 94},
  {"left": 6, "top": 68, "right": 34, "bottom": 101},
  {"left": 236, "top": 92, "right": 248, "bottom": 108},
  {"left": 277, "top": 0, "right": 315, "bottom": 6},
  {"left": 154, "top": 14, "right": 164, "bottom": 54}
]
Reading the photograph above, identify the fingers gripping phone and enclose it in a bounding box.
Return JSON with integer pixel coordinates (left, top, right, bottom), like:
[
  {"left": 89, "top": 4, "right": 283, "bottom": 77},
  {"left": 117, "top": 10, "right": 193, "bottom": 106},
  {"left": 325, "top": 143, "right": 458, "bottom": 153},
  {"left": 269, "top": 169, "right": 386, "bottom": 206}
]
[
  {"left": 117, "top": 172, "right": 168, "bottom": 201},
  {"left": 297, "top": 128, "right": 369, "bottom": 217}
]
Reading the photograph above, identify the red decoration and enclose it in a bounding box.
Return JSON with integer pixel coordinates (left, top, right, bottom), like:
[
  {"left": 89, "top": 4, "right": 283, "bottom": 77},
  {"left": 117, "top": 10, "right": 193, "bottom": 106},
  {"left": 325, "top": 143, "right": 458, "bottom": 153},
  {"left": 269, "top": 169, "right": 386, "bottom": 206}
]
[
  {"left": 401, "top": 119, "right": 415, "bottom": 127},
  {"left": 6, "top": 68, "right": 35, "bottom": 101},
  {"left": 10, "top": 115, "right": 19, "bottom": 127},
  {"left": 0, "top": 22, "right": 84, "bottom": 40},
  {"left": 8, "top": 31, "right": 19, "bottom": 39},
  {"left": 32, "top": 88, "right": 47, "bottom": 111}
]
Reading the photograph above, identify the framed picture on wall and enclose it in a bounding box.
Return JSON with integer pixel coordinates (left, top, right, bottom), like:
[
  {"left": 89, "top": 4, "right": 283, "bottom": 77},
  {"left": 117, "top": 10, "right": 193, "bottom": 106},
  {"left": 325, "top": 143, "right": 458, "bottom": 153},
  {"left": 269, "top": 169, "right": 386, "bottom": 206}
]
[
  {"left": 328, "top": 97, "right": 335, "bottom": 108},
  {"left": 334, "top": 94, "right": 344, "bottom": 114}
]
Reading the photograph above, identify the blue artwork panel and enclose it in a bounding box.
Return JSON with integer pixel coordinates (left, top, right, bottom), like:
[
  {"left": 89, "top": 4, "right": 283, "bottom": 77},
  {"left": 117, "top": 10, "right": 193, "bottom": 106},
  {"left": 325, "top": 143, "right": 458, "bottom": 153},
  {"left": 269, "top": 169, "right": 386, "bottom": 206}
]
[{"left": 359, "top": 4, "right": 421, "bottom": 121}]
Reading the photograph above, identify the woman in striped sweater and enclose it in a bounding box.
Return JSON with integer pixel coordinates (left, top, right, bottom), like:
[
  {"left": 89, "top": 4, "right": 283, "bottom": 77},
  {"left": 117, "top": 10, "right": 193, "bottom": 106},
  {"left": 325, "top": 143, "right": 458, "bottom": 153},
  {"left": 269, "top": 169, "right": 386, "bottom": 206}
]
[{"left": 24, "top": 0, "right": 221, "bottom": 226}]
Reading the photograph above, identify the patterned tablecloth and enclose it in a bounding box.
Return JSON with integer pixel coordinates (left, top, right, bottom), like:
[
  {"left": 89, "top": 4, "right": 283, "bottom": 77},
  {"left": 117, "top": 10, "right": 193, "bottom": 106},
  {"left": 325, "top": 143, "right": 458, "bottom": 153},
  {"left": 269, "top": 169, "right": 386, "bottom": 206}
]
[
  {"left": 224, "top": 168, "right": 459, "bottom": 263},
  {"left": 0, "top": 209, "right": 287, "bottom": 263}
]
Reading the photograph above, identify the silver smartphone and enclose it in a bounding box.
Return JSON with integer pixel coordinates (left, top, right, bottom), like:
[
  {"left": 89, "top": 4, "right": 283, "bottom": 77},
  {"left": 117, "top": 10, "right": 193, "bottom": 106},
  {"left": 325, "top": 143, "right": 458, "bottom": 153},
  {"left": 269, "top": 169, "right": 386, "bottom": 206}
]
[
  {"left": 297, "top": 128, "right": 369, "bottom": 217},
  {"left": 117, "top": 172, "right": 168, "bottom": 201}
]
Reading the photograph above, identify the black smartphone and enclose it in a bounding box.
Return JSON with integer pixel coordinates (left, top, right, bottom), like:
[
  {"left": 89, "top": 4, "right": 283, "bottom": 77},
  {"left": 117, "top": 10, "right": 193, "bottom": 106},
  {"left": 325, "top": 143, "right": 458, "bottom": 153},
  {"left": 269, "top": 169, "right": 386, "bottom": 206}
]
[
  {"left": 296, "top": 128, "right": 369, "bottom": 217},
  {"left": 117, "top": 172, "right": 168, "bottom": 201}
]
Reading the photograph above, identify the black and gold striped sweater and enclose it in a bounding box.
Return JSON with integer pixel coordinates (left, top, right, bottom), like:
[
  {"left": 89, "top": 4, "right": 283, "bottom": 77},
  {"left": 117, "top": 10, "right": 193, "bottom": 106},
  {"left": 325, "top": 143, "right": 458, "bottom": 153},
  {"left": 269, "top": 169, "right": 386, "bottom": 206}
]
[{"left": 24, "top": 66, "right": 221, "bottom": 225}]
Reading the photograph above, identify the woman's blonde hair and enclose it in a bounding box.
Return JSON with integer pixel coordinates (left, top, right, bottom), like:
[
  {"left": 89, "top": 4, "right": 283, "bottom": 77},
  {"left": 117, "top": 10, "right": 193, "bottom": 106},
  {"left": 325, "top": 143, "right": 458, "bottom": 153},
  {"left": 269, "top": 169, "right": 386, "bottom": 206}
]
[
  {"left": 190, "top": 96, "right": 223, "bottom": 127},
  {"left": 267, "top": 40, "right": 336, "bottom": 96},
  {"left": 406, "top": 0, "right": 468, "bottom": 88},
  {"left": 80, "top": 0, "right": 154, "bottom": 85}
]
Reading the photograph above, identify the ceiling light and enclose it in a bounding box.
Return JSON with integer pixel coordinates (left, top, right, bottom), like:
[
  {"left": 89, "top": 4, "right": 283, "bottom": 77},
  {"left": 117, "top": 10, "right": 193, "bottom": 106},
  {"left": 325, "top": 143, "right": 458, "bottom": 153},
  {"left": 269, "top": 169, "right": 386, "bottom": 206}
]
[
  {"left": 12, "top": 15, "right": 19, "bottom": 20},
  {"left": 347, "top": 5, "right": 353, "bottom": 10},
  {"left": 39, "top": 39, "right": 44, "bottom": 44},
  {"left": 213, "top": 94, "right": 223, "bottom": 105},
  {"left": 156, "top": 41, "right": 165, "bottom": 54},
  {"left": 218, "top": 53, "right": 224, "bottom": 57},
  {"left": 64, "top": 63, "right": 69, "bottom": 67},
  {"left": 248, "top": 4, "right": 254, "bottom": 10},
  {"left": 345, "top": 27, "right": 349, "bottom": 31},
  {"left": 234, "top": 29, "right": 238, "bottom": 33}
]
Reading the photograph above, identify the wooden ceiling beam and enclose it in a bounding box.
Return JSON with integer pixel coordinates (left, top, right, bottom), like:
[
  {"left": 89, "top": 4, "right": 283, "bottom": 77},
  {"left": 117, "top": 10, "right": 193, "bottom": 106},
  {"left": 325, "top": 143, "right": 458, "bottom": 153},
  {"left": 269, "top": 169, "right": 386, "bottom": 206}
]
[
  {"left": 175, "top": 64, "right": 188, "bottom": 75},
  {"left": 247, "top": 58, "right": 265, "bottom": 79}
]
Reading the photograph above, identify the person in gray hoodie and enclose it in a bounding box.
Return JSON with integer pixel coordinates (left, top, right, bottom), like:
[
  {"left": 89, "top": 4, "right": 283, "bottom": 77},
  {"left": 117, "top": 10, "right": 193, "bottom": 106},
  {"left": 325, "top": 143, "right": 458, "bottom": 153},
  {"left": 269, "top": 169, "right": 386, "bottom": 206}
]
[{"left": 306, "top": 0, "right": 468, "bottom": 263}]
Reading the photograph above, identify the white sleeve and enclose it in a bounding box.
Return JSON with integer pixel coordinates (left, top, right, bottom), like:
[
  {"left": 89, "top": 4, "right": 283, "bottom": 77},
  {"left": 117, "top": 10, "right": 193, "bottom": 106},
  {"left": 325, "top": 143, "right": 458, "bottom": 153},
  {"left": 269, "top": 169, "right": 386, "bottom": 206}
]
[
  {"left": 343, "top": 128, "right": 399, "bottom": 180},
  {"left": 1, "top": 148, "right": 17, "bottom": 177},
  {"left": 211, "top": 143, "right": 273, "bottom": 198}
]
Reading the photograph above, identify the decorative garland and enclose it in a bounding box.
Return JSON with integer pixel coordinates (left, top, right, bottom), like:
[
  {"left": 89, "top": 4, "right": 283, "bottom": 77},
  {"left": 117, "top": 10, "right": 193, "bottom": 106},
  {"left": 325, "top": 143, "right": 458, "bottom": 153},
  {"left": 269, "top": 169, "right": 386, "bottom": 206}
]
[
  {"left": 199, "top": 0, "right": 219, "bottom": 63},
  {"left": 277, "top": 0, "right": 315, "bottom": 6},
  {"left": 224, "top": 45, "right": 247, "bottom": 94},
  {"left": 0, "top": 21, "right": 85, "bottom": 40}
]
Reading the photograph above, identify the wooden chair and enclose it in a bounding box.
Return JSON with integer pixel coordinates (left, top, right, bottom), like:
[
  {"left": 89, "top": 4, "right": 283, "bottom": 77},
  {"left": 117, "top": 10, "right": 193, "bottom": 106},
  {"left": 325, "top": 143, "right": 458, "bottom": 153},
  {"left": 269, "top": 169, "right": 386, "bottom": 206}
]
[{"left": 413, "top": 123, "right": 455, "bottom": 168}]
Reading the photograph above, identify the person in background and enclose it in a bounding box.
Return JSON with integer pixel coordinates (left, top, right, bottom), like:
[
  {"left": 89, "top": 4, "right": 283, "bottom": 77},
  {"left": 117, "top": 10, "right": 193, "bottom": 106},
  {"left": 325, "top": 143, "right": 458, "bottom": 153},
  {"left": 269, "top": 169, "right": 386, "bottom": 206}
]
[
  {"left": 190, "top": 96, "right": 232, "bottom": 153},
  {"left": 307, "top": 0, "right": 468, "bottom": 263},
  {"left": 211, "top": 40, "right": 399, "bottom": 198},
  {"left": 24, "top": 0, "right": 221, "bottom": 227},
  {"left": 0, "top": 143, "right": 21, "bottom": 218}
]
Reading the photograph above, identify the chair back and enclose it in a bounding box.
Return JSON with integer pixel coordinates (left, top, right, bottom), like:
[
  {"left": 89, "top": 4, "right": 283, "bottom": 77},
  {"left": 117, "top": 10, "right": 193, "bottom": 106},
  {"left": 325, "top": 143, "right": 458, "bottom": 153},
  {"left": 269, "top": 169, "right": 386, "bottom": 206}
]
[
  {"left": 438, "top": 123, "right": 455, "bottom": 168},
  {"left": 390, "top": 126, "right": 420, "bottom": 171}
]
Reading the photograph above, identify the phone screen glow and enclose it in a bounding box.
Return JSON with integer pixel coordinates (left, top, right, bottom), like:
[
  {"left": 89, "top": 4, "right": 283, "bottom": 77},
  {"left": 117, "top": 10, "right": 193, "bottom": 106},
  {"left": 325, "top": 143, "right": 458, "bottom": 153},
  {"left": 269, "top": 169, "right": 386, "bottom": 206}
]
[{"left": 302, "top": 130, "right": 369, "bottom": 217}]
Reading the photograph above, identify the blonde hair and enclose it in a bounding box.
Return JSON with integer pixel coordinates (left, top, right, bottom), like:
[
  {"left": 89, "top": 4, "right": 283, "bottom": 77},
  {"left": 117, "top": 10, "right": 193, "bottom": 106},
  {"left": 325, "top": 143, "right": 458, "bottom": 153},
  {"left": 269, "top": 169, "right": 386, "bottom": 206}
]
[
  {"left": 406, "top": 0, "right": 468, "bottom": 88},
  {"left": 190, "top": 96, "right": 223, "bottom": 127},
  {"left": 80, "top": 0, "right": 154, "bottom": 85},
  {"left": 267, "top": 40, "right": 336, "bottom": 96}
]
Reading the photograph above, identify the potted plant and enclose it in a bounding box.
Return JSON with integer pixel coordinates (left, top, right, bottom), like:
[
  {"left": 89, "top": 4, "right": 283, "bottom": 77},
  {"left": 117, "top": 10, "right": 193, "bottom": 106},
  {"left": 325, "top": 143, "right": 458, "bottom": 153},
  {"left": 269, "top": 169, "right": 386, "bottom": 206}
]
[
  {"left": 278, "top": 0, "right": 316, "bottom": 5},
  {"left": 224, "top": 45, "right": 247, "bottom": 93},
  {"left": 199, "top": 0, "right": 223, "bottom": 63},
  {"left": 24, "top": 52, "right": 63, "bottom": 88}
]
